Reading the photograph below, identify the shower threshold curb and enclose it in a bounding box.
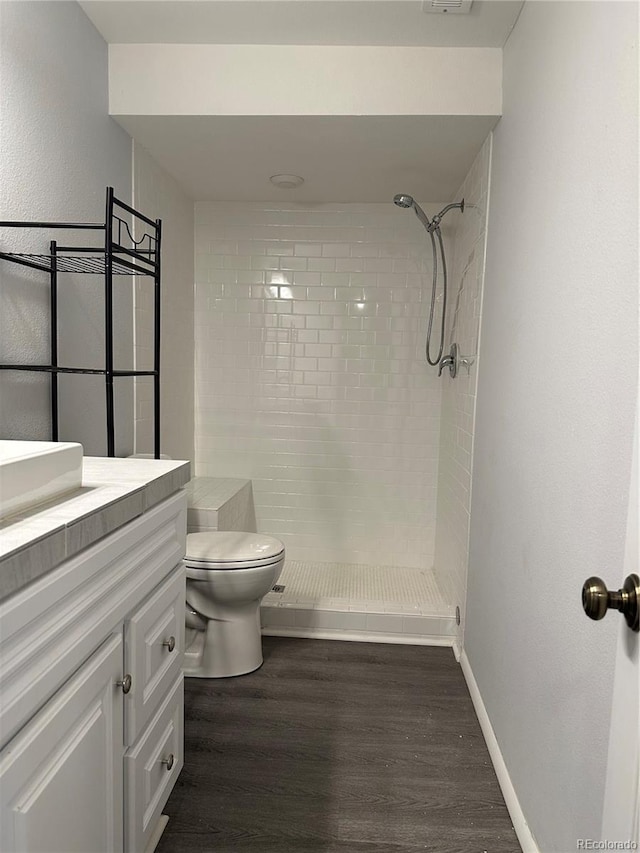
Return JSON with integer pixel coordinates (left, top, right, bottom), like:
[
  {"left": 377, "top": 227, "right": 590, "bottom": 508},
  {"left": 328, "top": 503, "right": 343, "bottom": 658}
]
[
  {"left": 261, "top": 603, "right": 456, "bottom": 646},
  {"left": 261, "top": 625, "right": 455, "bottom": 646}
]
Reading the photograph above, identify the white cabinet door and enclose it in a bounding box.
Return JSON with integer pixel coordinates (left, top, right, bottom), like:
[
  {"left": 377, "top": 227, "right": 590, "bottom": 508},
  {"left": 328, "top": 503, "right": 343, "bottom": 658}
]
[
  {"left": 0, "top": 633, "right": 125, "bottom": 853},
  {"left": 124, "top": 566, "right": 185, "bottom": 745}
]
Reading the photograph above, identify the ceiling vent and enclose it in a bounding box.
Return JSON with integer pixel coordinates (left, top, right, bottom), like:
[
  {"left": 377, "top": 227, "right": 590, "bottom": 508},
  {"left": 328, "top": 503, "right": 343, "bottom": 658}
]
[{"left": 422, "top": 0, "right": 473, "bottom": 13}]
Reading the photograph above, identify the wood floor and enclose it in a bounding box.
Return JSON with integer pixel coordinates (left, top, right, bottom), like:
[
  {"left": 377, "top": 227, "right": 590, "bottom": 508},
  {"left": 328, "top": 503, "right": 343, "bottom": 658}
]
[{"left": 157, "top": 638, "right": 521, "bottom": 853}]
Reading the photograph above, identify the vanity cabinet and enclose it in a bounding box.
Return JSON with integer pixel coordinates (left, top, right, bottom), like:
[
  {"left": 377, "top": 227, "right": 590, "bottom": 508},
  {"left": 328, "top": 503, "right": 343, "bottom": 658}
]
[{"left": 0, "top": 491, "right": 187, "bottom": 853}]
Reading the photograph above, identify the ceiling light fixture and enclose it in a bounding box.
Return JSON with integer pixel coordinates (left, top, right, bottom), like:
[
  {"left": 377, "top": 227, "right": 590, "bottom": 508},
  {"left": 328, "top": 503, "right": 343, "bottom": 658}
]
[
  {"left": 422, "top": 0, "right": 473, "bottom": 13},
  {"left": 269, "top": 174, "right": 304, "bottom": 189}
]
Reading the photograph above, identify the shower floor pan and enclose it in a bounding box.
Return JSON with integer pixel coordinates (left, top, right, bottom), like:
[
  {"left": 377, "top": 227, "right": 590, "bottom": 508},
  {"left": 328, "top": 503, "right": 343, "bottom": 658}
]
[{"left": 261, "top": 560, "right": 456, "bottom": 645}]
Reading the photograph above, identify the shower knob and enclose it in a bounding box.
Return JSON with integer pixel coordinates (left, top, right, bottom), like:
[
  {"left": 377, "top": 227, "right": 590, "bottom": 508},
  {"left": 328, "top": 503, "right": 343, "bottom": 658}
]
[
  {"left": 438, "top": 343, "right": 458, "bottom": 378},
  {"left": 582, "top": 574, "right": 639, "bottom": 631}
]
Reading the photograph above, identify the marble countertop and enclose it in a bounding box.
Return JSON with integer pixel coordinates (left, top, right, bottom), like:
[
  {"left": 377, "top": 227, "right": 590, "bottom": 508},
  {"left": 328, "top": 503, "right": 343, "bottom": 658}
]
[{"left": 0, "top": 457, "right": 190, "bottom": 602}]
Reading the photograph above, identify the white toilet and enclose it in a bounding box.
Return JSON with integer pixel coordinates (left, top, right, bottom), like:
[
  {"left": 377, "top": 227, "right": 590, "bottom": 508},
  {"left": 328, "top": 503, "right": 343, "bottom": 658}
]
[{"left": 183, "top": 531, "right": 285, "bottom": 678}]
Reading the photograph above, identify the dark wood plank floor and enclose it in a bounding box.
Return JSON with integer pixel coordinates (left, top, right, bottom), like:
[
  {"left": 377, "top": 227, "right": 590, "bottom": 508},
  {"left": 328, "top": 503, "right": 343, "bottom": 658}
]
[{"left": 157, "top": 638, "right": 520, "bottom": 853}]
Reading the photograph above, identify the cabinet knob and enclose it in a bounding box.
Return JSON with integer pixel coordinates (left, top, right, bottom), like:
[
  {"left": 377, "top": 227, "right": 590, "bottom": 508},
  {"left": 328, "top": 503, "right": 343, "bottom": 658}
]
[
  {"left": 163, "top": 636, "right": 176, "bottom": 652},
  {"left": 161, "top": 753, "right": 175, "bottom": 771},
  {"left": 116, "top": 674, "right": 132, "bottom": 694}
]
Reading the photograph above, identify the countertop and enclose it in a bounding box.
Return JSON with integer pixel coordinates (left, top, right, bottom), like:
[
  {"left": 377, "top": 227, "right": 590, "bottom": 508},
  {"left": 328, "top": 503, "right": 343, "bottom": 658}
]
[{"left": 0, "top": 456, "right": 190, "bottom": 602}]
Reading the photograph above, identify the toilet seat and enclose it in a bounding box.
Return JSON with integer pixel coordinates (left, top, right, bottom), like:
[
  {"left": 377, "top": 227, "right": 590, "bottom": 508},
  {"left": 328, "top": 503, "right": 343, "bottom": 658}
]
[{"left": 184, "top": 531, "right": 285, "bottom": 574}]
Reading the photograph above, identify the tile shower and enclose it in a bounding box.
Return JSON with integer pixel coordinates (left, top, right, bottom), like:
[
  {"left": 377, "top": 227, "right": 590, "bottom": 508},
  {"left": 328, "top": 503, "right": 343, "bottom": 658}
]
[{"left": 193, "top": 136, "right": 492, "bottom": 644}]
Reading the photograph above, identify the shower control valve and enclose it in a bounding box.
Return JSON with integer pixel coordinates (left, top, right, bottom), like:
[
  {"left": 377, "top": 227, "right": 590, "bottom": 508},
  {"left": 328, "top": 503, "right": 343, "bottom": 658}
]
[{"left": 438, "top": 343, "right": 458, "bottom": 378}]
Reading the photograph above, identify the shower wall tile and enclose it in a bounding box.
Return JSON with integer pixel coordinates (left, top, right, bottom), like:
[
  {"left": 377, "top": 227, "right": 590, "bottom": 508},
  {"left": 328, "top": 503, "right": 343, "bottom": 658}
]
[
  {"left": 433, "top": 134, "right": 492, "bottom": 642},
  {"left": 194, "top": 201, "right": 449, "bottom": 568}
]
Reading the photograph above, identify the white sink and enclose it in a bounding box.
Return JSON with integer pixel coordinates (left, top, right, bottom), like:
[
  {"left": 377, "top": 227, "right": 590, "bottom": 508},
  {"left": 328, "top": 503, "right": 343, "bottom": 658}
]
[{"left": 0, "top": 440, "right": 83, "bottom": 520}]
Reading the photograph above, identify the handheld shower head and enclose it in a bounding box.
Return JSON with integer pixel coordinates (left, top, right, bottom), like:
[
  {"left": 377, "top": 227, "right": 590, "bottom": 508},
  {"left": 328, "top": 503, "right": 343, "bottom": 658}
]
[
  {"left": 392, "top": 190, "right": 464, "bottom": 371},
  {"left": 393, "top": 194, "right": 414, "bottom": 209},
  {"left": 393, "top": 193, "right": 431, "bottom": 231}
]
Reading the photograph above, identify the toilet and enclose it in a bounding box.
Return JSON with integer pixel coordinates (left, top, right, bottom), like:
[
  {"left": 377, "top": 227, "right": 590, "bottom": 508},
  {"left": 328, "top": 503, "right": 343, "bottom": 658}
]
[{"left": 183, "top": 531, "right": 285, "bottom": 678}]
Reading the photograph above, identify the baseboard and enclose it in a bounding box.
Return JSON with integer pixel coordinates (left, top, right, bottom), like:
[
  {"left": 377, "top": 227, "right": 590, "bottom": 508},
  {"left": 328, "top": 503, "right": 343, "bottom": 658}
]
[
  {"left": 452, "top": 637, "right": 462, "bottom": 661},
  {"left": 460, "top": 652, "right": 540, "bottom": 853},
  {"left": 262, "top": 626, "right": 455, "bottom": 647}
]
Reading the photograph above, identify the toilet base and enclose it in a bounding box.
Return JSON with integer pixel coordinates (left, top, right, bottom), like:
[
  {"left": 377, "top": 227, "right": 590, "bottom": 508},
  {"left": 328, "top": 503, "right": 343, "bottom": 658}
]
[{"left": 183, "top": 606, "right": 264, "bottom": 678}]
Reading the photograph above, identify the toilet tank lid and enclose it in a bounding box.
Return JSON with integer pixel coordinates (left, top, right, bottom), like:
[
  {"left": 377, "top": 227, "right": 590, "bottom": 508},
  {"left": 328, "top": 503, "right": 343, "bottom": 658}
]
[{"left": 185, "top": 531, "right": 284, "bottom": 563}]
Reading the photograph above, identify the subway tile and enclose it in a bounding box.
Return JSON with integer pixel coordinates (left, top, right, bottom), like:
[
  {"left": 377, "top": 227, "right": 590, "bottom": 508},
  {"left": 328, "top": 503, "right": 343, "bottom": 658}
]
[
  {"left": 251, "top": 256, "right": 280, "bottom": 270},
  {"left": 280, "top": 257, "right": 308, "bottom": 271},
  {"left": 294, "top": 242, "right": 323, "bottom": 257},
  {"left": 350, "top": 243, "right": 379, "bottom": 258},
  {"left": 322, "top": 243, "right": 351, "bottom": 258},
  {"left": 336, "top": 258, "right": 365, "bottom": 273},
  {"left": 320, "top": 272, "right": 351, "bottom": 287},
  {"left": 308, "top": 257, "right": 336, "bottom": 272},
  {"left": 332, "top": 316, "right": 362, "bottom": 330},
  {"left": 236, "top": 270, "right": 266, "bottom": 285},
  {"left": 305, "top": 316, "right": 334, "bottom": 330},
  {"left": 292, "top": 271, "right": 322, "bottom": 286},
  {"left": 306, "top": 286, "right": 336, "bottom": 301},
  {"left": 223, "top": 255, "right": 252, "bottom": 269},
  {"left": 320, "top": 301, "right": 348, "bottom": 316},
  {"left": 193, "top": 190, "right": 490, "bottom": 570}
]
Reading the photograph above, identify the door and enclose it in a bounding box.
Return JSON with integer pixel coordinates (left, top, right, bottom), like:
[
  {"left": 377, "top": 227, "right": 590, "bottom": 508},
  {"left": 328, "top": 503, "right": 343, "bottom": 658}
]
[
  {"left": 0, "top": 633, "right": 125, "bottom": 853},
  {"left": 601, "top": 408, "right": 639, "bottom": 842}
]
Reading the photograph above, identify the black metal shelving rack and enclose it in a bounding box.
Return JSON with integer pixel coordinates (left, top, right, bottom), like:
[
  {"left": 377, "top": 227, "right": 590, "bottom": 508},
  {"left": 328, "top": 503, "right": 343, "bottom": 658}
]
[{"left": 0, "top": 187, "right": 162, "bottom": 457}]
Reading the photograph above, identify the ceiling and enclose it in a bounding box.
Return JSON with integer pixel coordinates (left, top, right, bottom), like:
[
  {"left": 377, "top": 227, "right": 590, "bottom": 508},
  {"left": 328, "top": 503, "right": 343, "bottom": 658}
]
[
  {"left": 115, "top": 114, "right": 498, "bottom": 202},
  {"left": 81, "top": 0, "right": 523, "bottom": 47},
  {"left": 85, "top": 0, "right": 515, "bottom": 202}
]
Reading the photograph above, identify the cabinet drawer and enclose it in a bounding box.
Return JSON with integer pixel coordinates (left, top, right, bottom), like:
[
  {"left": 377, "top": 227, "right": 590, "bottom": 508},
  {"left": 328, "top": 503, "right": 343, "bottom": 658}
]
[
  {"left": 124, "top": 566, "right": 185, "bottom": 745},
  {"left": 124, "top": 674, "right": 183, "bottom": 853}
]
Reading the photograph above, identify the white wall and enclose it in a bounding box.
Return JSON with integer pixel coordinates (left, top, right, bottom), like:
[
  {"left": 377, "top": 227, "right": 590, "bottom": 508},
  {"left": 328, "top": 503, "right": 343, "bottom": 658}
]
[
  {"left": 0, "top": 1, "right": 132, "bottom": 455},
  {"left": 132, "top": 142, "right": 195, "bottom": 463},
  {"left": 110, "top": 44, "right": 501, "bottom": 117},
  {"left": 194, "top": 202, "right": 448, "bottom": 568},
  {"left": 433, "top": 134, "right": 492, "bottom": 640},
  {"left": 466, "top": 3, "right": 638, "bottom": 851}
]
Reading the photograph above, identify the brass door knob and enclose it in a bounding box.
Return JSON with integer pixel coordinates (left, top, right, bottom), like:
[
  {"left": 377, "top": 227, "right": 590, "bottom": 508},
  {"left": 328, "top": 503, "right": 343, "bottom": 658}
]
[{"left": 582, "top": 574, "right": 639, "bottom": 632}]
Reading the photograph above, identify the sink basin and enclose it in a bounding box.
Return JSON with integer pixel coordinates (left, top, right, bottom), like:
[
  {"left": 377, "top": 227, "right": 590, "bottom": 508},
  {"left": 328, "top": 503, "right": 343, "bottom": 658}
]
[{"left": 0, "top": 440, "right": 83, "bottom": 520}]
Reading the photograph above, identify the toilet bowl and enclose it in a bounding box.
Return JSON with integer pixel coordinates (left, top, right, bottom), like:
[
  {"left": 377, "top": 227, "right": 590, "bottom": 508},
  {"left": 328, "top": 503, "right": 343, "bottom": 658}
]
[{"left": 183, "top": 531, "right": 285, "bottom": 678}]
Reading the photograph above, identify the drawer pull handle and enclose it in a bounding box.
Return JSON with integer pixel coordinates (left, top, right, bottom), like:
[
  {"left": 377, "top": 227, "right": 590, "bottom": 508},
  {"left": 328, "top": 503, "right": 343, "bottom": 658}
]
[
  {"left": 161, "top": 753, "right": 175, "bottom": 771},
  {"left": 163, "top": 636, "right": 176, "bottom": 652},
  {"left": 116, "top": 674, "right": 132, "bottom": 694}
]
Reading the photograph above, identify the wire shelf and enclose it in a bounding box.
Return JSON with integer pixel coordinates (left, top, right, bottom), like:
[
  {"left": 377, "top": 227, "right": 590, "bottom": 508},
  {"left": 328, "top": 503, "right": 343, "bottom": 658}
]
[
  {"left": 0, "top": 364, "right": 158, "bottom": 376},
  {"left": 0, "top": 187, "right": 162, "bottom": 457},
  {"left": 0, "top": 252, "right": 154, "bottom": 276}
]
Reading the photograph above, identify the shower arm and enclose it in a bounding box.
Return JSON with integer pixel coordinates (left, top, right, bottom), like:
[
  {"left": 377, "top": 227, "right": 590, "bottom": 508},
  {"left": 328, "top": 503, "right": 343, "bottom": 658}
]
[{"left": 429, "top": 200, "right": 465, "bottom": 232}]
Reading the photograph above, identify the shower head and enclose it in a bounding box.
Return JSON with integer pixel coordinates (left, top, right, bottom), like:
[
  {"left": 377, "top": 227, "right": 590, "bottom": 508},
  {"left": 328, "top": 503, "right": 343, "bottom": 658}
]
[
  {"left": 393, "top": 193, "right": 431, "bottom": 231},
  {"left": 393, "top": 194, "right": 414, "bottom": 209}
]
